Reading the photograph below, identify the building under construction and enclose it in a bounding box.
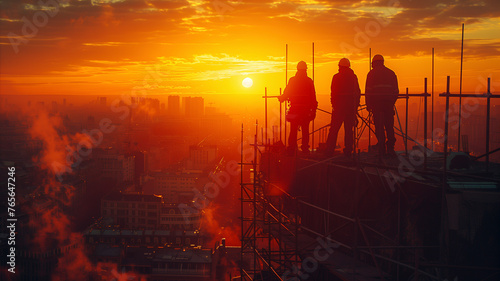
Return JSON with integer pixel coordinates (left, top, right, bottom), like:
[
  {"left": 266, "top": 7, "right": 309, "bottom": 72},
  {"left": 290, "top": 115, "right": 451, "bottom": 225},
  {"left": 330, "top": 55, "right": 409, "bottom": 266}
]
[{"left": 237, "top": 47, "right": 500, "bottom": 281}]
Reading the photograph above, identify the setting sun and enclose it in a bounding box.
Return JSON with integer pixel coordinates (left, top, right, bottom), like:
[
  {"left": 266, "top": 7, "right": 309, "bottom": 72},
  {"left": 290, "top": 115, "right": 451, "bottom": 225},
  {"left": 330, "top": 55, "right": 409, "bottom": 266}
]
[{"left": 242, "top": 77, "right": 253, "bottom": 88}]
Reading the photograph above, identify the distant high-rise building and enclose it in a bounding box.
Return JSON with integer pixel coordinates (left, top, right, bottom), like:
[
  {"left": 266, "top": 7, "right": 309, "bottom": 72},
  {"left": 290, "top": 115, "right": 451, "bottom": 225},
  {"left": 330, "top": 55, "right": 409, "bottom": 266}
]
[
  {"left": 143, "top": 98, "right": 160, "bottom": 110},
  {"left": 99, "top": 97, "right": 107, "bottom": 106},
  {"left": 183, "top": 97, "right": 204, "bottom": 117},
  {"left": 168, "top": 95, "right": 180, "bottom": 115}
]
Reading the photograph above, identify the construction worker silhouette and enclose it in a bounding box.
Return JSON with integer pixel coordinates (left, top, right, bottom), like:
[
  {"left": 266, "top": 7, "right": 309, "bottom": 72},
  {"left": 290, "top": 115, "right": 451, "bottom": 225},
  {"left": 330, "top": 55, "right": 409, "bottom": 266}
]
[
  {"left": 365, "top": 54, "right": 399, "bottom": 156},
  {"left": 278, "top": 61, "right": 318, "bottom": 154},
  {"left": 325, "top": 58, "right": 361, "bottom": 158}
]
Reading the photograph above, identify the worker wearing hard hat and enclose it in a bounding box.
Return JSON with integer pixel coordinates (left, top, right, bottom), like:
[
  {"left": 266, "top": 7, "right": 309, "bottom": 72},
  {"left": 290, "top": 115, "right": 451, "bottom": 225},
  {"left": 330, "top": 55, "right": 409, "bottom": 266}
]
[
  {"left": 278, "top": 61, "right": 318, "bottom": 155},
  {"left": 324, "top": 58, "right": 361, "bottom": 158},
  {"left": 365, "top": 54, "right": 399, "bottom": 157}
]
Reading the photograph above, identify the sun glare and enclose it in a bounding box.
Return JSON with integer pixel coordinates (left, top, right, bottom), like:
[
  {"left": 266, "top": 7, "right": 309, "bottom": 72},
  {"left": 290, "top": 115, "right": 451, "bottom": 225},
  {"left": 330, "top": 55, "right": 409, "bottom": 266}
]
[{"left": 242, "top": 77, "right": 253, "bottom": 88}]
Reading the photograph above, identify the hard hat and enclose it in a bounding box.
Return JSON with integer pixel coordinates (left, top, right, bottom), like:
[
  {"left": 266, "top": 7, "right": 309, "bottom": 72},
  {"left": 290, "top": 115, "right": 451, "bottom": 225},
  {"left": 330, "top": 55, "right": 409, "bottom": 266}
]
[
  {"left": 338, "top": 58, "right": 350, "bottom": 67},
  {"left": 372, "top": 54, "right": 384, "bottom": 62},
  {"left": 297, "top": 61, "right": 307, "bottom": 70}
]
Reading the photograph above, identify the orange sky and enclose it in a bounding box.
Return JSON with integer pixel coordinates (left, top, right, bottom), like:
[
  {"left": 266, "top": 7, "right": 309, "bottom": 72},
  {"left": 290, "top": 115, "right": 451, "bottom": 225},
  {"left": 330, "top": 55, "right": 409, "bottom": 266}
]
[{"left": 1, "top": 0, "right": 499, "bottom": 103}]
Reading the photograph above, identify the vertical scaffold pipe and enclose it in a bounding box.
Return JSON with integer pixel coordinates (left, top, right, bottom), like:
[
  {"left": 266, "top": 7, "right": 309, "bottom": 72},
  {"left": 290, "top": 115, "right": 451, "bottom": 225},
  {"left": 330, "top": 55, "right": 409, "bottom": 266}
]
[
  {"left": 458, "top": 23, "right": 464, "bottom": 151},
  {"left": 424, "top": 78, "right": 428, "bottom": 169},
  {"left": 265, "top": 87, "right": 268, "bottom": 150},
  {"left": 285, "top": 45, "right": 288, "bottom": 148},
  {"left": 441, "top": 76, "right": 451, "bottom": 270},
  {"left": 286, "top": 44, "right": 288, "bottom": 86},
  {"left": 240, "top": 124, "right": 244, "bottom": 280},
  {"left": 431, "top": 48, "right": 435, "bottom": 150},
  {"left": 444, "top": 77, "right": 450, "bottom": 167},
  {"left": 368, "top": 48, "right": 372, "bottom": 149},
  {"left": 253, "top": 120, "right": 258, "bottom": 276},
  {"left": 312, "top": 42, "right": 315, "bottom": 151},
  {"left": 280, "top": 88, "right": 282, "bottom": 143},
  {"left": 486, "top": 78, "right": 491, "bottom": 172},
  {"left": 405, "top": 88, "right": 409, "bottom": 155}
]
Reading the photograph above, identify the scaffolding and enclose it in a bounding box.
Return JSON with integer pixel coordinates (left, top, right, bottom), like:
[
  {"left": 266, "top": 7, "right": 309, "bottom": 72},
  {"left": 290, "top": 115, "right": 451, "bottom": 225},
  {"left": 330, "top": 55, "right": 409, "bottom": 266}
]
[
  {"left": 238, "top": 71, "right": 500, "bottom": 280},
  {"left": 239, "top": 121, "right": 300, "bottom": 281}
]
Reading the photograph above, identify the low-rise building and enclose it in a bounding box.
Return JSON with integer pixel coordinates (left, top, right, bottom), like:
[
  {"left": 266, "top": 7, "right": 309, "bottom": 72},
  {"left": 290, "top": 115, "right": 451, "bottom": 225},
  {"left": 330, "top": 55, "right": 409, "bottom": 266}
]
[
  {"left": 187, "top": 145, "right": 218, "bottom": 171},
  {"left": 84, "top": 228, "right": 202, "bottom": 247},
  {"left": 90, "top": 246, "right": 213, "bottom": 281},
  {"left": 101, "top": 193, "right": 201, "bottom": 230},
  {"left": 93, "top": 148, "right": 135, "bottom": 183},
  {"left": 160, "top": 204, "right": 201, "bottom": 231},
  {"left": 143, "top": 170, "right": 200, "bottom": 203},
  {"left": 101, "top": 193, "right": 161, "bottom": 229}
]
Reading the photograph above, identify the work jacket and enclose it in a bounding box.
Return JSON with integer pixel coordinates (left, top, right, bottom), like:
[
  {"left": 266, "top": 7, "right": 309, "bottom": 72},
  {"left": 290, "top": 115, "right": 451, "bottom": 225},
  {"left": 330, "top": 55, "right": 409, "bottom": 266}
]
[
  {"left": 331, "top": 67, "right": 361, "bottom": 113},
  {"left": 365, "top": 65, "right": 399, "bottom": 110},
  {"left": 282, "top": 70, "right": 318, "bottom": 121}
]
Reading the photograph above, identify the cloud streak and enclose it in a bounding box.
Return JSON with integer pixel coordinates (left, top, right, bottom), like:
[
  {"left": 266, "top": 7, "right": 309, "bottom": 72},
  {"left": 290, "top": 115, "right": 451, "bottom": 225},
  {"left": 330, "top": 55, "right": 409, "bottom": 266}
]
[{"left": 0, "top": 0, "right": 498, "bottom": 95}]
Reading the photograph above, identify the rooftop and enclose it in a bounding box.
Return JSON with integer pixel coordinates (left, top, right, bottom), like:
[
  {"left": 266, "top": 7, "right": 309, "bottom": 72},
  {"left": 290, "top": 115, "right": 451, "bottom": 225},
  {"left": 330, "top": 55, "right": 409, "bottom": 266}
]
[{"left": 102, "top": 192, "right": 163, "bottom": 203}]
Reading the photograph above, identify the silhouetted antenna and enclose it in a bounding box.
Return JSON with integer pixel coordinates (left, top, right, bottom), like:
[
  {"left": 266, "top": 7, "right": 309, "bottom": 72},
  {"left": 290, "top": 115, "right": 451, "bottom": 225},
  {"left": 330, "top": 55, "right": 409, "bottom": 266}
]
[{"left": 458, "top": 23, "right": 464, "bottom": 151}]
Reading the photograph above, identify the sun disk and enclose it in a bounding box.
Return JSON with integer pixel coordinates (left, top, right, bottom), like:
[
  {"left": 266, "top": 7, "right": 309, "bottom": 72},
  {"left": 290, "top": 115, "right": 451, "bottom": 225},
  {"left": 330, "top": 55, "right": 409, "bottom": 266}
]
[{"left": 242, "top": 77, "right": 253, "bottom": 88}]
